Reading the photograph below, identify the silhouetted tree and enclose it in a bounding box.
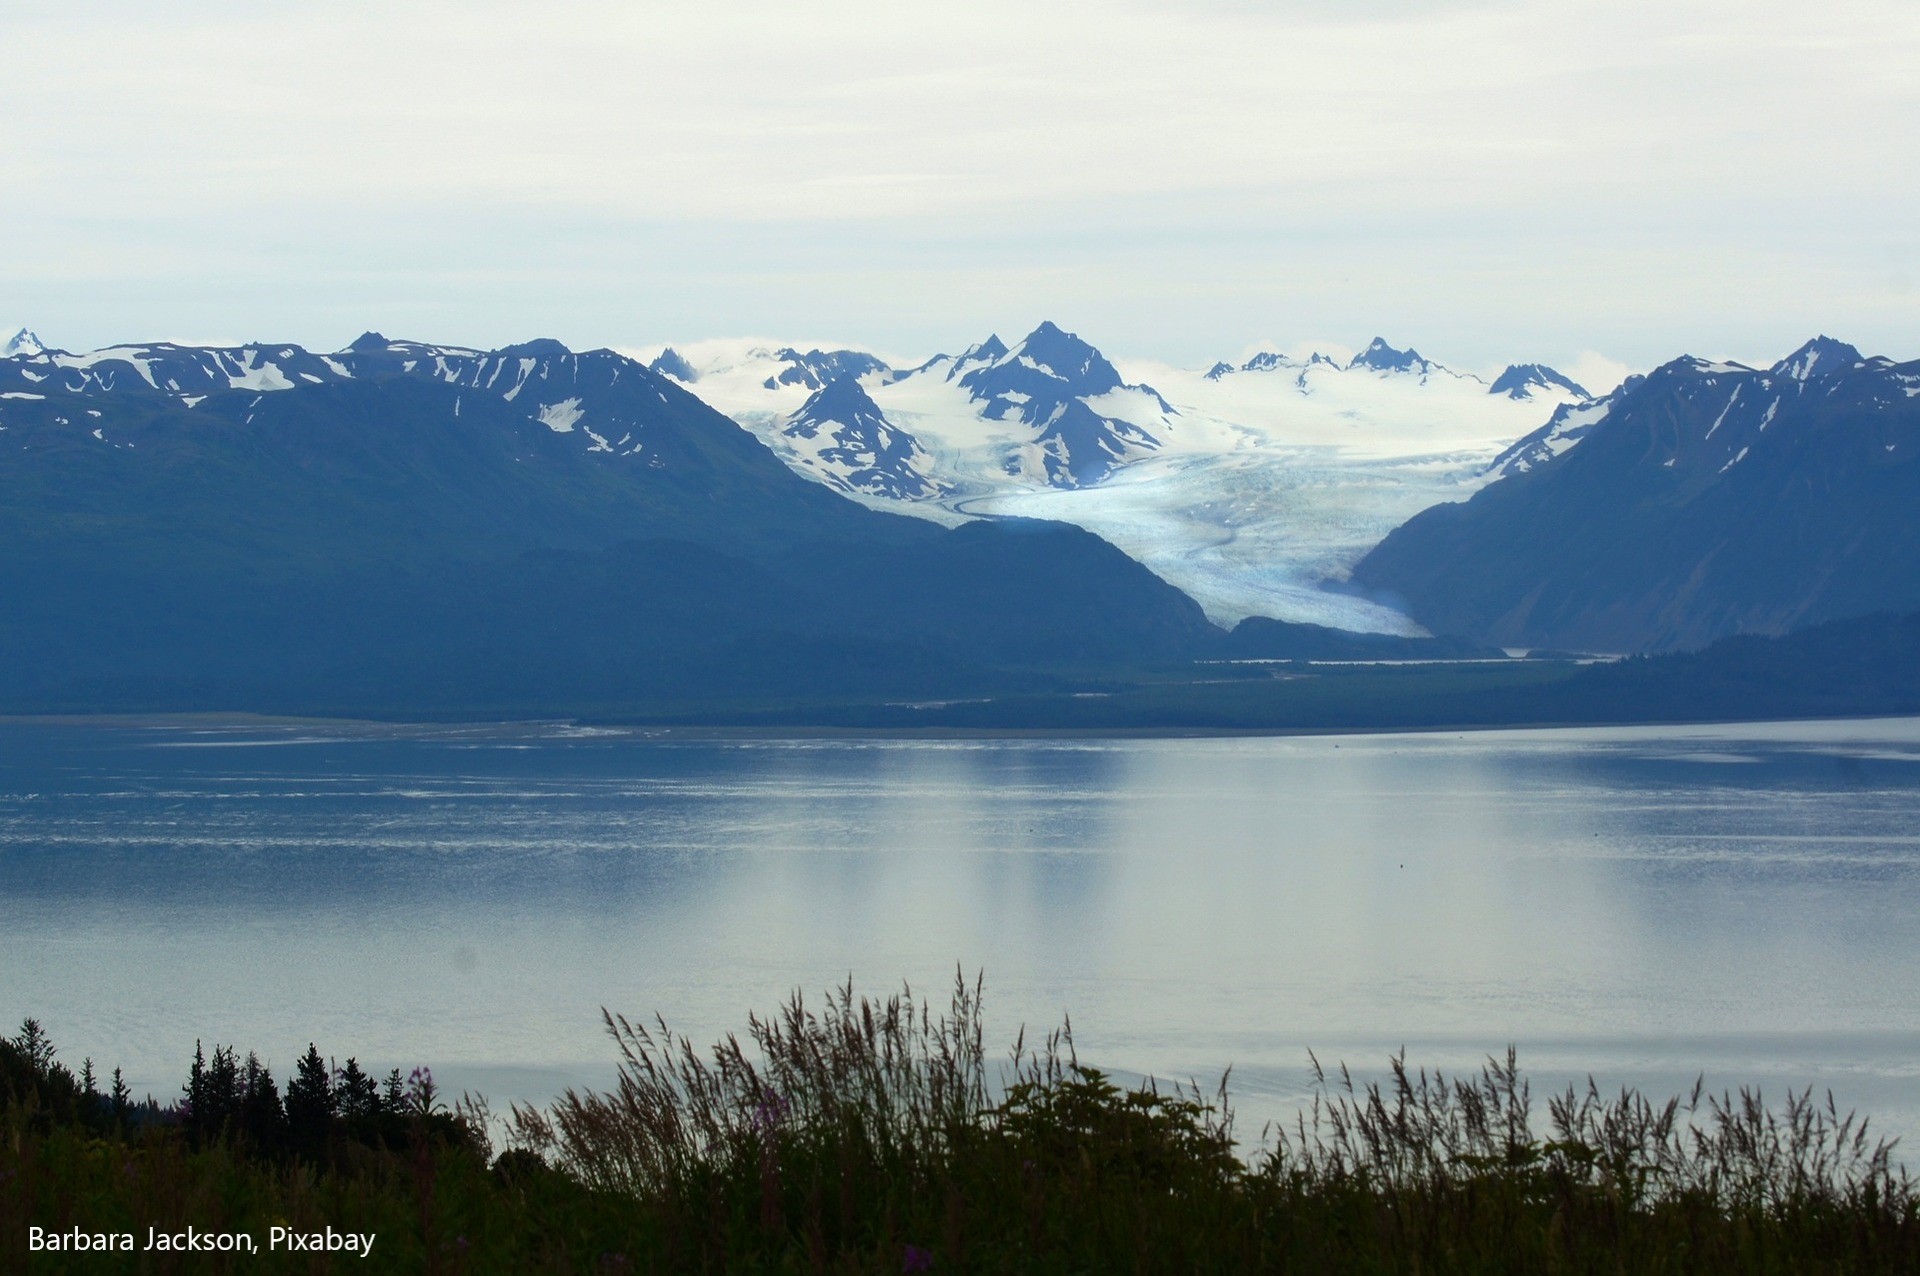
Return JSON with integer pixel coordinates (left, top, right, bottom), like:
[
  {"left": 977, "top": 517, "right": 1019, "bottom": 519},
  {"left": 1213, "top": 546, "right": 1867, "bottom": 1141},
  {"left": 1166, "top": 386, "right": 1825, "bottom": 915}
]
[
  {"left": 285, "top": 1044, "right": 336, "bottom": 1153},
  {"left": 338, "top": 1057, "right": 380, "bottom": 1123},
  {"left": 110, "top": 1067, "right": 131, "bottom": 1129},
  {"left": 15, "top": 1018, "right": 53, "bottom": 1073},
  {"left": 184, "top": 1040, "right": 207, "bottom": 1127},
  {"left": 240, "top": 1053, "right": 285, "bottom": 1151}
]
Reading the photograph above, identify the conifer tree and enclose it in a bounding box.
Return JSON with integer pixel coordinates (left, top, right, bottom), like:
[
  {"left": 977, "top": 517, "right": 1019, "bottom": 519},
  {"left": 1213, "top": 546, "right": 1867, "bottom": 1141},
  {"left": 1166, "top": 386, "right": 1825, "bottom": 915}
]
[
  {"left": 337, "top": 1057, "right": 379, "bottom": 1123},
  {"left": 285, "top": 1043, "right": 336, "bottom": 1151},
  {"left": 110, "top": 1067, "right": 131, "bottom": 1128},
  {"left": 184, "top": 1040, "right": 207, "bottom": 1129},
  {"left": 15, "top": 1018, "right": 53, "bottom": 1073},
  {"left": 207, "top": 1044, "right": 242, "bottom": 1135},
  {"left": 240, "top": 1053, "right": 285, "bottom": 1151}
]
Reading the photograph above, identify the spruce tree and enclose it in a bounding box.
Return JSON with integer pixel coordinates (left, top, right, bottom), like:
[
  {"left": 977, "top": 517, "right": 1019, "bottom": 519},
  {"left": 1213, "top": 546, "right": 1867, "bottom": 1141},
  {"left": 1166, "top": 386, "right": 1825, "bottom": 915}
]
[
  {"left": 337, "top": 1058, "right": 379, "bottom": 1123},
  {"left": 184, "top": 1040, "right": 207, "bottom": 1133},
  {"left": 284, "top": 1044, "right": 336, "bottom": 1152},
  {"left": 207, "top": 1044, "right": 242, "bottom": 1136},
  {"left": 110, "top": 1067, "right": 131, "bottom": 1129},
  {"left": 15, "top": 1018, "right": 53, "bottom": 1074},
  {"left": 240, "top": 1053, "right": 285, "bottom": 1151}
]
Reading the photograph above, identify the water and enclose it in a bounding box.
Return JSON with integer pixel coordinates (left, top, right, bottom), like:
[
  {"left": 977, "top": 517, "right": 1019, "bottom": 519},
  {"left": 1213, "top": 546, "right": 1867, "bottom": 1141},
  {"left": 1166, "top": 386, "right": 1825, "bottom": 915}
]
[{"left": 3, "top": 716, "right": 1918, "bottom": 1150}]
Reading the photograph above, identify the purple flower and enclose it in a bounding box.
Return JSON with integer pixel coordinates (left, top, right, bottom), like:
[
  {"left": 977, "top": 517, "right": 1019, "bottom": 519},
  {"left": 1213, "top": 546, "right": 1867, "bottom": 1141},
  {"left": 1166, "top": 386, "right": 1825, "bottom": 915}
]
[
  {"left": 902, "top": 1244, "right": 934, "bottom": 1272},
  {"left": 751, "top": 1092, "right": 790, "bottom": 1135}
]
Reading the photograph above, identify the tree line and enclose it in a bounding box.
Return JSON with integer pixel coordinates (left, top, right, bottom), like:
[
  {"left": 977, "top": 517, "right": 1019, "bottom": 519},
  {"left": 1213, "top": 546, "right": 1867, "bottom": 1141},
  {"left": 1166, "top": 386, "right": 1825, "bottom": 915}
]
[{"left": 2, "top": 1017, "right": 471, "bottom": 1161}]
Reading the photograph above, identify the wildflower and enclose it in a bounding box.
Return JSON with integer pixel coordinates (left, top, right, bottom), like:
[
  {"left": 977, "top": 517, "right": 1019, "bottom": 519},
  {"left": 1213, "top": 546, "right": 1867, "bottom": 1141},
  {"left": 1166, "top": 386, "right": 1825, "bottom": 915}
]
[
  {"left": 902, "top": 1243, "right": 934, "bottom": 1271},
  {"left": 751, "top": 1092, "right": 790, "bottom": 1136}
]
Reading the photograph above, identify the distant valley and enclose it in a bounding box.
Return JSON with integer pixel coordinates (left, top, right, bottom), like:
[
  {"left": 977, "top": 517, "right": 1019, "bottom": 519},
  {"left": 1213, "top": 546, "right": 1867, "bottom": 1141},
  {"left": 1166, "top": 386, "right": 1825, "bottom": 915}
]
[{"left": 640, "top": 323, "right": 1587, "bottom": 632}]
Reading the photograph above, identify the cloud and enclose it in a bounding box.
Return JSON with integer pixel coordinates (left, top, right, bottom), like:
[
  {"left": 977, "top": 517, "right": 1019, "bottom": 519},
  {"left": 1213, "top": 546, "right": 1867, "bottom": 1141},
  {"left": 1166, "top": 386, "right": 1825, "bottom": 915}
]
[{"left": 1, "top": 0, "right": 1916, "bottom": 368}]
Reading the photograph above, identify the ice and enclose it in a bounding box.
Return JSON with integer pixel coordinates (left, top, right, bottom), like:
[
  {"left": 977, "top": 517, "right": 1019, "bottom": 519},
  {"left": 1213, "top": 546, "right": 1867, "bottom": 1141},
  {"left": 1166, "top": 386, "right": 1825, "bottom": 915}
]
[
  {"left": 0, "top": 391, "right": 45, "bottom": 400},
  {"left": 57, "top": 347, "right": 161, "bottom": 389},
  {"left": 502, "top": 357, "right": 538, "bottom": 402},
  {"left": 657, "top": 335, "right": 1583, "bottom": 629},
  {"left": 1704, "top": 385, "right": 1742, "bottom": 439},
  {"left": 222, "top": 350, "right": 294, "bottom": 392},
  {"left": 537, "top": 398, "right": 584, "bottom": 433}
]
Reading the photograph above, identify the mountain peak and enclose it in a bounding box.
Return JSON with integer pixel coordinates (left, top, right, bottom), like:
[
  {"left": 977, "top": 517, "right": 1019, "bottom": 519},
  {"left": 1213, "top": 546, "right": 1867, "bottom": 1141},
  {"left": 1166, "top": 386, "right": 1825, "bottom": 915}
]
[
  {"left": 794, "top": 372, "right": 883, "bottom": 422},
  {"left": 499, "top": 337, "right": 574, "bottom": 358},
  {"left": 760, "top": 347, "right": 891, "bottom": 392},
  {"left": 346, "top": 331, "right": 392, "bottom": 353},
  {"left": 1771, "top": 335, "right": 1862, "bottom": 382},
  {"left": 1011, "top": 322, "right": 1120, "bottom": 390},
  {"left": 1240, "top": 351, "right": 1299, "bottom": 374},
  {"left": 4, "top": 327, "right": 47, "bottom": 358},
  {"left": 961, "top": 334, "right": 1009, "bottom": 363},
  {"left": 1489, "top": 363, "right": 1589, "bottom": 401},
  {"left": 1348, "top": 337, "right": 1429, "bottom": 374},
  {"left": 649, "top": 347, "right": 698, "bottom": 382}
]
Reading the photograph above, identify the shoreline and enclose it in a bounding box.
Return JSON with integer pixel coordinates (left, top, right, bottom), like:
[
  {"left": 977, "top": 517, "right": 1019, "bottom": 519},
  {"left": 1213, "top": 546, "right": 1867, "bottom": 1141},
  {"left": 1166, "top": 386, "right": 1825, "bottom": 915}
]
[{"left": 6, "top": 708, "right": 1920, "bottom": 743}]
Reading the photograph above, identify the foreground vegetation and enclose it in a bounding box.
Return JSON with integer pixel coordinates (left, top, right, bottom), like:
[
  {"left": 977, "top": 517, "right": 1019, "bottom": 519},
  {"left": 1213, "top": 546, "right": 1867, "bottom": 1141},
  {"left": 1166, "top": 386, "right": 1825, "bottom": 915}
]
[{"left": 5, "top": 978, "right": 1916, "bottom": 1272}]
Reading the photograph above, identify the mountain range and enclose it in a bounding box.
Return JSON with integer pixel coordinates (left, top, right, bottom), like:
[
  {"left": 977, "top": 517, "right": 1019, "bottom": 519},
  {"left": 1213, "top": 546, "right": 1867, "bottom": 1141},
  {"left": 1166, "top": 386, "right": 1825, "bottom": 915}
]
[
  {"left": 644, "top": 323, "right": 1590, "bottom": 631},
  {"left": 0, "top": 331, "right": 1212, "bottom": 712},
  {"left": 4, "top": 321, "right": 1912, "bottom": 717},
  {"left": 1350, "top": 337, "right": 1920, "bottom": 651}
]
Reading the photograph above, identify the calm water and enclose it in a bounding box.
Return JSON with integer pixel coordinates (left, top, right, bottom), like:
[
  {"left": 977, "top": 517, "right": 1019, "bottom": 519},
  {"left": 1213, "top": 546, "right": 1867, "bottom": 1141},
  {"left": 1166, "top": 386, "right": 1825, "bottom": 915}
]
[{"left": 3, "top": 717, "right": 1918, "bottom": 1147}]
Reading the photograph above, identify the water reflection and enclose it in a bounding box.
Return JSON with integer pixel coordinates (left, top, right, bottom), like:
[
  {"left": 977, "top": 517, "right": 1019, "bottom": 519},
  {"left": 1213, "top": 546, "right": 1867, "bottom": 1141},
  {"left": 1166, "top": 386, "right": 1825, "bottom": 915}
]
[{"left": 1, "top": 718, "right": 1917, "bottom": 1145}]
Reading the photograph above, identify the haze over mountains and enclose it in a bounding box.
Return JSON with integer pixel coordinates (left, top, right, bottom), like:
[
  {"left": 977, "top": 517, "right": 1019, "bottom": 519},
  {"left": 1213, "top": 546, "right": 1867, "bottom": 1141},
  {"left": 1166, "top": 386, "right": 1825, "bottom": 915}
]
[{"left": 1, "top": 320, "right": 1912, "bottom": 716}]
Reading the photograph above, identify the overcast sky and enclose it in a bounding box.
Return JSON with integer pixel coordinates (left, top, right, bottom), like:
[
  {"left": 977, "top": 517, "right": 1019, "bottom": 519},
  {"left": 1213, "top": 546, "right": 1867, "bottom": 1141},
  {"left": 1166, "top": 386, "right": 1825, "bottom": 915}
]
[{"left": 2, "top": 0, "right": 1915, "bottom": 381}]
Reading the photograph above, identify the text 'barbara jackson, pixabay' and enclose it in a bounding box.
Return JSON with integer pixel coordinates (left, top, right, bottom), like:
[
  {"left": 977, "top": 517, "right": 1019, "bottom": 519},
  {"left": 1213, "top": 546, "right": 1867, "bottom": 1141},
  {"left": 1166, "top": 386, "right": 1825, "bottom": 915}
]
[{"left": 28, "top": 1224, "right": 376, "bottom": 1257}]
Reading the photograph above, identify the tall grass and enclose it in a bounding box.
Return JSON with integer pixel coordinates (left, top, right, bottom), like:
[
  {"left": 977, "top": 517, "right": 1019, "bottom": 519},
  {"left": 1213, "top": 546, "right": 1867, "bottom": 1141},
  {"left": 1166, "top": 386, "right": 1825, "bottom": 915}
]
[
  {"left": 1278, "top": 1046, "right": 1905, "bottom": 1208},
  {"left": 6, "top": 978, "right": 1917, "bottom": 1272}
]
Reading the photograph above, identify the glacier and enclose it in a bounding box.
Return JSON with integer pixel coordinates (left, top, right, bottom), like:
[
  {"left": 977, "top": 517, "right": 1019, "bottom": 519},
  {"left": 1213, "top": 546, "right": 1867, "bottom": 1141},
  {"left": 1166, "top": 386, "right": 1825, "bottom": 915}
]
[{"left": 637, "top": 328, "right": 1591, "bottom": 634}]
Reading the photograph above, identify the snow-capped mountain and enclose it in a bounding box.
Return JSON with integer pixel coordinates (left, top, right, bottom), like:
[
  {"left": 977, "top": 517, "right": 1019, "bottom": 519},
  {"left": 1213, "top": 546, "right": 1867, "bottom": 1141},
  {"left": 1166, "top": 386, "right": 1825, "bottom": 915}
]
[
  {"left": 1347, "top": 337, "right": 1447, "bottom": 379},
  {"left": 1483, "top": 397, "right": 1617, "bottom": 479},
  {"left": 642, "top": 322, "right": 1182, "bottom": 496},
  {"left": 1772, "top": 334, "right": 1860, "bottom": 382},
  {"left": 1488, "top": 362, "right": 1590, "bottom": 401},
  {"left": 0, "top": 330, "right": 1215, "bottom": 712},
  {"left": 3, "top": 327, "right": 45, "bottom": 359},
  {"left": 1352, "top": 337, "right": 1920, "bottom": 652},
  {"left": 642, "top": 325, "right": 1590, "bottom": 633},
  {"left": 946, "top": 321, "right": 1172, "bottom": 486},
  {"left": 783, "top": 376, "right": 947, "bottom": 500},
  {"left": 0, "top": 336, "right": 351, "bottom": 400}
]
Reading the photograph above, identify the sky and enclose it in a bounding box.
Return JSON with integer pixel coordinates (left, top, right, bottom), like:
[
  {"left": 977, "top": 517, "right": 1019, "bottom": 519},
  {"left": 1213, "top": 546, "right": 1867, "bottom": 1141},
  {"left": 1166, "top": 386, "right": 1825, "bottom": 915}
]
[{"left": 2, "top": 0, "right": 1916, "bottom": 382}]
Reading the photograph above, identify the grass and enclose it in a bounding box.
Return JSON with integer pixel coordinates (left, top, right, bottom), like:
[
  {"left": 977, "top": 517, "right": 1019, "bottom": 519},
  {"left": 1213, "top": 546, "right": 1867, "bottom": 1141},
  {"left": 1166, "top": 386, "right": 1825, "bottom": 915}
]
[{"left": 5, "top": 976, "right": 1916, "bottom": 1272}]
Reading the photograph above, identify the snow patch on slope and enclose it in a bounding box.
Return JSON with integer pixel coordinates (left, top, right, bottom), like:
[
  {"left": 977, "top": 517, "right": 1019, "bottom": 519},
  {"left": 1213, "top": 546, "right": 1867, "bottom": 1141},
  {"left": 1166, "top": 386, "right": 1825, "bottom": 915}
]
[{"left": 537, "top": 398, "right": 585, "bottom": 433}]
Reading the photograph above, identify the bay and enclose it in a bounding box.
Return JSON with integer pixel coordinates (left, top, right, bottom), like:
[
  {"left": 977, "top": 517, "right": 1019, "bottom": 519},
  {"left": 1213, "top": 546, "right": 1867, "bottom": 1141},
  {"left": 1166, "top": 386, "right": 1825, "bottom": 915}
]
[{"left": 2, "top": 716, "right": 1917, "bottom": 1149}]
